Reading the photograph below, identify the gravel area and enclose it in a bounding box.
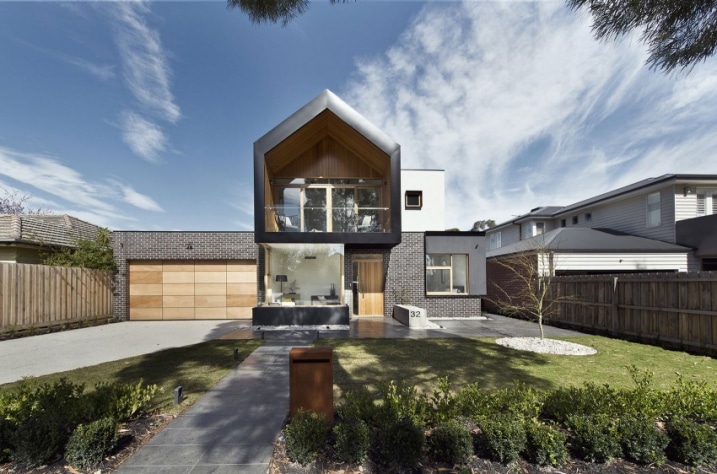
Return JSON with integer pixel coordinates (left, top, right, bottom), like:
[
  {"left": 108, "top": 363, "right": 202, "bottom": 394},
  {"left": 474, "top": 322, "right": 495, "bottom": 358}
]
[{"left": 496, "top": 336, "right": 597, "bottom": 355}]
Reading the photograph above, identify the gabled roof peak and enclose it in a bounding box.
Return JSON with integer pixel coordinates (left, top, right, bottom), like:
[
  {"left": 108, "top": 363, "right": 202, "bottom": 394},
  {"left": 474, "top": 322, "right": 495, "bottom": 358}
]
[{"left": 254, "top": 90, "right": 399, "bottom": 157}]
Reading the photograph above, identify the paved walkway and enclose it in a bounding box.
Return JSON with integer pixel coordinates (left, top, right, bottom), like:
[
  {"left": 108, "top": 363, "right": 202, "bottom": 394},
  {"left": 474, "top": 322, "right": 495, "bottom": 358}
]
[{"left": 1, "top": 316, "right": 588, "bottom": 473}]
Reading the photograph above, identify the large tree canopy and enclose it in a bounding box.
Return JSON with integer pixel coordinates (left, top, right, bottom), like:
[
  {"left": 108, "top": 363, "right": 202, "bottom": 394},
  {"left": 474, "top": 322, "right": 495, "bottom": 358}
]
[
  {"left": 568, "top": 0, "right": 717, "bottom": 72},
  {"left": 229, "top": 0, "right": 717, "bottom": 73},
  {"left": 228, "top": 0, "right": 311, "bottom": 25}
]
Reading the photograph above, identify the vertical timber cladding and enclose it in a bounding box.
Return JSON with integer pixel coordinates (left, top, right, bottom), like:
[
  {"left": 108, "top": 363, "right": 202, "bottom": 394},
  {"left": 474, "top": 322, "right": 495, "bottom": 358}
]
[{"left": 129, "top": 260, "right": 257, "bottom": 320}]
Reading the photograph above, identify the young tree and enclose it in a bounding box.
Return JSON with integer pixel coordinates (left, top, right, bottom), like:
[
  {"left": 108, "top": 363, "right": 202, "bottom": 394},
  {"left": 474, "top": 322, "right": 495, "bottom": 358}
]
[
  {"left": 567, "top": 0, "right": 717, "bottom": 72},
  {"left": 43, "top": 228, "right": 116, "bottom": 271},
  {"left": 0, "top": 187, "right": 47, "bottom": 215},
  {"left": 488, "top": 243, "right": 572, "bottom": 339}
]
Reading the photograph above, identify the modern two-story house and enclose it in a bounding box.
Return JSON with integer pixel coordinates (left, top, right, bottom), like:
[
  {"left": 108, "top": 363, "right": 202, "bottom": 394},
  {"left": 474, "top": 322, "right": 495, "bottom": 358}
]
[
  {"left": 112, "top": 90, "right": 486, "bottom": 323},
  {"left": 485, "top": 174, "right": 717, "bottom": 275}
]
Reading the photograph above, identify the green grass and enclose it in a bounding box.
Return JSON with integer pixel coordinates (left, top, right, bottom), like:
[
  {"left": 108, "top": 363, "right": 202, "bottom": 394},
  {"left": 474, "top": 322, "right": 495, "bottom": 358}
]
[
  {"left": 314, "top": 337, "right": 716, "bottom": 398},
  {"left": 0, "top": 339, "right": 263, "bottom": 414},
  {"left": 2, "top": 335, "right": 714, "bottom": 415}
]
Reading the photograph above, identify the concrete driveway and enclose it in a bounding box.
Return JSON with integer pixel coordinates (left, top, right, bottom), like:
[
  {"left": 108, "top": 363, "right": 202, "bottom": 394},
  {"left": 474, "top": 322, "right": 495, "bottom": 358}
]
[{"left": 0, "top": 320, "right": 250, "bottom": 385}]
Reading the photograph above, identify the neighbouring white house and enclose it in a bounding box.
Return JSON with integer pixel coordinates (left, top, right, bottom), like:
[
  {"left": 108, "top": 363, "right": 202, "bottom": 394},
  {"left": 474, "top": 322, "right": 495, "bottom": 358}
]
[{"left": 485, "top": 174, "right": 717, "bottom": 274}]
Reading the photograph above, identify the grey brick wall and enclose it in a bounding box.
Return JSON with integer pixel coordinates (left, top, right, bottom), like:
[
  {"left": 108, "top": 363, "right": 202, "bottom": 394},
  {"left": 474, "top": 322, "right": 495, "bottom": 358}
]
[
  {"left": 345, "top": 233, "right": 481, "bottom": 318},
  {"left": 111, "top": 232, "right": 258, "bottom": 321},
  {"left": 112, "top": 231, "right": 480, "bottom": 321}
]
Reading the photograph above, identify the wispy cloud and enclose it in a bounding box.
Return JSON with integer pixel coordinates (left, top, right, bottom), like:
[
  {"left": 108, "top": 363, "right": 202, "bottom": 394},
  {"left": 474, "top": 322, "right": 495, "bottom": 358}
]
[
  {"left": 228, "top": 181, "right": 255, "bottom": 231},
  {"left": 344, "top": 1, "right": 717, "bottom": 229},
  {"left": 106, "top": 1, "right": 180, "bottom": 162},
  {"left": 0, "top": 145, "right": 162, "bottom": 228},
  {"left": 112, "top": 1, "right": 180, "bottom": 123},
  {"left": 119, "top": 183, "right": 164, "bottom": 212},
  {"left": 10, "top": 36, "right": 115, "bottom": 81},
  {"left": 119, "top": 111, "right": 167, "bottom": 163},
  {"left": 66, "top": 57, "right": 115, "bottom": 81}
]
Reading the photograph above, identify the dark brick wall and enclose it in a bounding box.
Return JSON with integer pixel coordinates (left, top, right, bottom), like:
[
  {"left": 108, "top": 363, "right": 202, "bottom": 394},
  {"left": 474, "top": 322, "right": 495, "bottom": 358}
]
[
  {"left": 112, "top": 231, "right": 481, "bottom": 321},
  {"left": 380, "top": 233, "right": 481, "bottom": 317},
  {"left": 484, "top": 255, "right": 536, "bottom": 315},
  {"left": 111, "top": 232, "right": 258, "bottom": 321}
]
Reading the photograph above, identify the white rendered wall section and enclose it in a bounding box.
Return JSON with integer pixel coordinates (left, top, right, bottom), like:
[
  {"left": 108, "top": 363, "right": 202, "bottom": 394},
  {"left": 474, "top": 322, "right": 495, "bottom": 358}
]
[{"left": 401, "top": 169, "right": 445, "bottom": 232}]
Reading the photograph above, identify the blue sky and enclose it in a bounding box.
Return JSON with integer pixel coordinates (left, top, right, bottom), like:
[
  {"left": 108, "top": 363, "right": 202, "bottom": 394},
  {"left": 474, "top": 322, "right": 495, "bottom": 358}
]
[{"left": 2, "top": 1, "right": 717, "bottom": 231}]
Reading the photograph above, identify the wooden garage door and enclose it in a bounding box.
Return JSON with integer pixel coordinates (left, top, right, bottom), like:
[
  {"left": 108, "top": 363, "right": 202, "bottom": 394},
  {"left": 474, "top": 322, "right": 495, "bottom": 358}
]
[{"left": 129, "top": 260, "right": 256, "bottom": 320}]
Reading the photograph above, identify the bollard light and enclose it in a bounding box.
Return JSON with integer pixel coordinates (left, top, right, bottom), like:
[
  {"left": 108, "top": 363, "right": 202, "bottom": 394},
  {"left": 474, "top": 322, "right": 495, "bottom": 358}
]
[
  {"left": 233, "top": 348, "right": 239, "bottom": 361},
  {"left": 173, "top": 386, "right": 183, "bottom": 405}
]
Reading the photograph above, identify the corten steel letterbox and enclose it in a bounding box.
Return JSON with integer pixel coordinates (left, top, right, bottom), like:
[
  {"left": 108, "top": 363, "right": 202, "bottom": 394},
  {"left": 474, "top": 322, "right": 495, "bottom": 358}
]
[{"left": 289, "top": 347, "right": 334, "bottom": 422}]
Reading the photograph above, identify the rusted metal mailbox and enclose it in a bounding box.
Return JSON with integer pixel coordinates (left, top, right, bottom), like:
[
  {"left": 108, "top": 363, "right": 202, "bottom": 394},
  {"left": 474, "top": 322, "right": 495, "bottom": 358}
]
[{"left": 289, "top": 347, "right": 333, "bottom": 422}]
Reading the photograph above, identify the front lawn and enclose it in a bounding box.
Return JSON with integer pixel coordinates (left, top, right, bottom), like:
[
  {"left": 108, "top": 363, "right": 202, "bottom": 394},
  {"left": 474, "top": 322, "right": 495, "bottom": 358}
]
[{"left": 314, "top": 336, "right": 716, "bottom": 397}]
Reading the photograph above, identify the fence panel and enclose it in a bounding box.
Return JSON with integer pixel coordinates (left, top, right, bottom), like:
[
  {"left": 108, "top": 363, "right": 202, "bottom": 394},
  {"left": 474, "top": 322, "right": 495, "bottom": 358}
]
[
  {"left": 548, "top": 272, "right": 717, "bottom": 355},
  {"left": 0, "top": 263, "right": 113, "bottom": 332}
]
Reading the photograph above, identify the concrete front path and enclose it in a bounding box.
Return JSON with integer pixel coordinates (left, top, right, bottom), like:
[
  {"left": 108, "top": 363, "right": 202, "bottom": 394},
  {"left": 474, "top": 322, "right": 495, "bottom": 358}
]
[{"left": 116, "top": 334, "right": 316, "bottom": 473}]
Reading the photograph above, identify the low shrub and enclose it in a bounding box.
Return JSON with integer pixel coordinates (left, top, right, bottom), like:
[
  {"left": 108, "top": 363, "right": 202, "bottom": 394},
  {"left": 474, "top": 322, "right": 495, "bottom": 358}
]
[
  {"left": 618, "top": 415, "right": 668, "bottom": 465},
  {"left": 336, "top": 388, "right": 376, "bottom": 425},
  {"left": 667, "top": 418, "right": 717, "bottom": 467},
  {"left": 524, "top": 421, "right": 568, "bottom": 467},
  {"left": 9, "top": 414, "right": 66, "bottom": 467},
  {"left": 106, "top": 380, "right": 159, "bottom": 421},
  {"left": 65, "top": 417, "right": 118, "bottom": 469},
  {"left": 543, "top": 383, "right": 622, "bottom": 422},
  {"left": 477, "top": 415, "right": 526, "bottom": 464},
  {"left": 284, "top": 410, "right": 330, "bottom": 465},
  {"left": 381, "top": 416, "right": 425, "bottom": 470},
  {"left": 377, "top": 380, "right": 430, "bottom": 428},
  {"left": 454, "top": 382, "right": 490, "bottom": 419},
  {"left": 662, "top": 376, "right": 717, "bottom": 423},
  {"left": 332, "top": 419, "right": 370, "bottom": 466},
  {"left": 568, "top": 414, "right": 621, "bottom": 463},
  {"left": 429, "top": 419, "right": 473, "bottom": 465},
  {"left": 429, "top": 377, "right": 458, "bottom": 424},
  {"left": 487, "top": 382, "right": 542, "bottom": 421}
]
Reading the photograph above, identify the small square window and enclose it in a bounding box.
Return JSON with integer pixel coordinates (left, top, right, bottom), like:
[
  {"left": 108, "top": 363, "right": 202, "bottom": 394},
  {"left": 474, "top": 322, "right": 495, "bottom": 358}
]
[
  {"left": 572, "top": 216, "right": 578, "bottom": 225},
  {"left": 405, "top": 190, "right": 423, "bottom": 209},
  {"left": 585, "top": 213, "right": 592, "bottom": 222}
]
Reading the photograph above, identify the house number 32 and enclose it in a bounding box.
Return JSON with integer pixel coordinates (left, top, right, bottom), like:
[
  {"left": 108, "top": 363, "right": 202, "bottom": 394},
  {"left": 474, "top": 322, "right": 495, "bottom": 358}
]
[{"left": 410, "top": 311, "right": 421, "bottom": 317}]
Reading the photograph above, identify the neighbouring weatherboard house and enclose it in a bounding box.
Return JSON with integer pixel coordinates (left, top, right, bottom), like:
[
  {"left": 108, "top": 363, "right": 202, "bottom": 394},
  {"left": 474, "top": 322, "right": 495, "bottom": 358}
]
[
  {"left": 112, "top": 90, "right": 486, "bottom": 323},
  {"left": 483, "top": 174, "right": 717, "bottom": 312},
  {"left": 0, "top": 214, "right": 103, "bottom": 264}
]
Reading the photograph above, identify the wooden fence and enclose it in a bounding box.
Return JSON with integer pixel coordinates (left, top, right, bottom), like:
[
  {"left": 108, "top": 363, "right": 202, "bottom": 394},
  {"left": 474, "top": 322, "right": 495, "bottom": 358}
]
[
  {"left": 0, "top": 263, "right": 113, "bottom": 332},
  {"left": 547, "top": 272, "right": 717, "bottom": 355}
]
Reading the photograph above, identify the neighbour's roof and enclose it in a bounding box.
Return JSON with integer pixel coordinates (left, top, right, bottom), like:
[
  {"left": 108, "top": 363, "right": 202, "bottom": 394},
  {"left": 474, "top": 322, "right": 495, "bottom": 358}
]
[
  {"left": 487, "top": 227, "right": 692, "bottom": 258},
  {"left": 0, "top": 214, "right": 103, "bottom": 248},
  {"left": 490, "top": 174, "right": 717, "bottom": 231}
]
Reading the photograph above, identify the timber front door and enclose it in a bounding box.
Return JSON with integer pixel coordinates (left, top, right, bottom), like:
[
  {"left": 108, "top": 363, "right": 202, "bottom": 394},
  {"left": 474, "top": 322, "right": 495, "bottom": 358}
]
[{"left": 353, "top": 257, "right": 384, "bottom": 316}]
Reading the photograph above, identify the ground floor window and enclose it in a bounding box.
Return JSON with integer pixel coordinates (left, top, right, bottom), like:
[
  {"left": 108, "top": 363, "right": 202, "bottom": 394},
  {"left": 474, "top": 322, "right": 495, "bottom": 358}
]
[
  {"left": 265, "top": 243, "right": 343, "bottom": 305},
  {"left": 426, "top": 254, "right": 468, "bottom": 295}
]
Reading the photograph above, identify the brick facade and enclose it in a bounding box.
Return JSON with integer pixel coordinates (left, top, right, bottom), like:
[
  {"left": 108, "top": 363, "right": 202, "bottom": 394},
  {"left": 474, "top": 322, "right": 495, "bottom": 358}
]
[
  {"left": 111, "top": 232, "right": 258, "bottom": 321},
  {"left": 112, "top": 231, "right": 481, "bottom": 321},
  {"left": 383, "top": 233, "right": 482, "bottom": 318}
]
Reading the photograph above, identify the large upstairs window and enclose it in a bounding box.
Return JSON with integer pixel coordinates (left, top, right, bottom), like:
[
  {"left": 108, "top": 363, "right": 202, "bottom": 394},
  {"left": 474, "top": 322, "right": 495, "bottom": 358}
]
[{"left": 271, "top": 179, "right": 387, "bottom": 233}]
